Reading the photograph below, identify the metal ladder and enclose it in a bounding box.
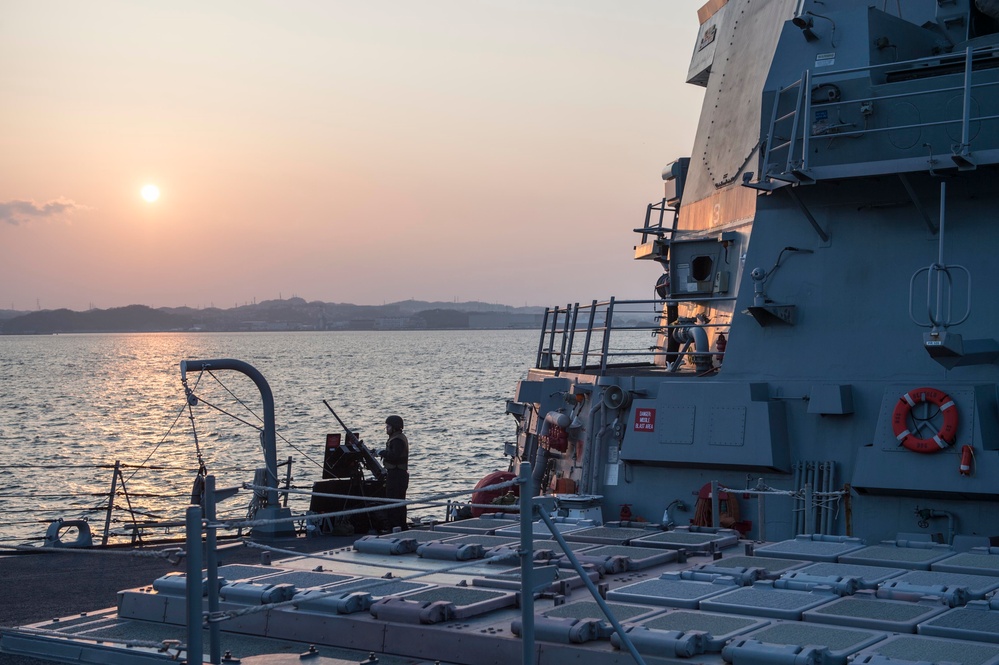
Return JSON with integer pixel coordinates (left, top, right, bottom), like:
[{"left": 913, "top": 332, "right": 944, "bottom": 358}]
[{"left": 757, "top": 70, "right": 812, "bottom": 189}]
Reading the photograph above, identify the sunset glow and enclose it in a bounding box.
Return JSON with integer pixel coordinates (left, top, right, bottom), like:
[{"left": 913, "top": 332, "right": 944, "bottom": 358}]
[
  {"left": 1, "top": 1, "right": 705, "bottom": 311},
  {"left": 141, "top": 184, "right": 160, "bottom": 203}
]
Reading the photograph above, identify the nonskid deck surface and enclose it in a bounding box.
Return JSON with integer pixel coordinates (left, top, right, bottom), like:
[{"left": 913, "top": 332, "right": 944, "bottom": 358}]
[{"left": 6, "top": 526, "right": 999, "bottom": 664}]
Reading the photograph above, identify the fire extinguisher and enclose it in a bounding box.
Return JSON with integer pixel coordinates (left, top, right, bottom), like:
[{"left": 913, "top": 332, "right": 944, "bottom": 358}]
[{"left": 959, "top": 445, "right": 974, "bottom": 476}]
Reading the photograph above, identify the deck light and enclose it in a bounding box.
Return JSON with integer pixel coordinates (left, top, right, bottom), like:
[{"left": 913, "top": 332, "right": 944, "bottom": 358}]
[{"left": 791, "top": 16, "right": 818, "bottom": 41}]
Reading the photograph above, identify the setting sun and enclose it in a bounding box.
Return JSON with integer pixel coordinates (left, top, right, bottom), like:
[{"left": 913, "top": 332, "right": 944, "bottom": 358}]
[{"left": 140, "top": 184, "right": 160, "bottom": 202}]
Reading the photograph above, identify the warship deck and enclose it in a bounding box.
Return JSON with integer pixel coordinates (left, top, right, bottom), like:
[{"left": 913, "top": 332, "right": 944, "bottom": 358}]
[{"left": 6, "top": 521, "right": 999, "bottom": 665}]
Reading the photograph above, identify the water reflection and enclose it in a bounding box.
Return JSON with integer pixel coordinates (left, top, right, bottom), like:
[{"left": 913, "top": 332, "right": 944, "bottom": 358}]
[{"left": 0, "top": 330, "right": 536, "bottom": 544}]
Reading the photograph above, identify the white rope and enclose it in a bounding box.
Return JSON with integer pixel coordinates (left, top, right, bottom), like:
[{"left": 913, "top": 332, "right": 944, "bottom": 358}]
[
  {"left": 251, "top": 484, "right": 519, "bottom": 509},
  {"left": 244, "top": 483, "right": 520, "bottom": 512},
  {"left": 217, "top": 479, "right": 518, "bottom": 530},
  {"left": 718, "top": 485, "right": 847, "bottom": 498},
  {"left": 0, "top": 543, "right": 184, "bottom": 561}
]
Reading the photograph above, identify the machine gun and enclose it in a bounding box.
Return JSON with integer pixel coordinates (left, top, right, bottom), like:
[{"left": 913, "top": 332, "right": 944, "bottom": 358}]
[{"left": 321, "top": 400, "right": 386, "bottom": 481}]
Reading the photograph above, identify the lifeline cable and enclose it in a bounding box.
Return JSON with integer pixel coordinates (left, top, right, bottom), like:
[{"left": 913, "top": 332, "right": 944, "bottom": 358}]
[
  {"left": 0, "top": 542, "right": 185, "bottom": 560},
  {"left": 122, "top": 367, "right": 205, "bottom": 486},
  {"left": 198, "top": 369, "right": 324, "bottom": 469},
  {"left": 185, "top": 393, "right": 324, "bottom": 471},
  {"left": 223, "top": 478, "right": 519, "bottom": 530},
  {"left": 256, "top": 484, "right": 519, "bottom": 512}
]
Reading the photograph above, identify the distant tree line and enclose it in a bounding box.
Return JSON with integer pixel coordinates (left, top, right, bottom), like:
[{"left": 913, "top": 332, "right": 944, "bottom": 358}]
[{"left": 0, "top": 299, "right": 544, "bottom": 335}]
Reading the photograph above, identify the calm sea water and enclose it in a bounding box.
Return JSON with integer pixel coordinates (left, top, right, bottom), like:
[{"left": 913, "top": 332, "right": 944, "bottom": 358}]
[{"left": 0, "top": 330, "right": 538, "bottom": 545}]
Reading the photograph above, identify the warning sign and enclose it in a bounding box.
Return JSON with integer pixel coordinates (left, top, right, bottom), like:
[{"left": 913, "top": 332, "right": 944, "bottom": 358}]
[{"left": 634, "top": 408, "right": 656, "bottom": 432}]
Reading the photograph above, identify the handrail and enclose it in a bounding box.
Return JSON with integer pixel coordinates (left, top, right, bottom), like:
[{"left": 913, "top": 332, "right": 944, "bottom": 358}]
[
  {"left": 762, "top": 43, "right": 999, "bottom": 184},
  {"left": 535, "top": 308, "right": 550, "bottom": 368},
  {"left": 600, "top": 297, "right": 616, "bottom": 374},
  {"left": 638, "top": 198, "right": 675, "bottom": 245},
  {"left": 535, "top": 299, "right": 729, "bottom": 375},
  {"left": 785, "top": 69, "right": 809, "bottom": 175},
  {"left": 813, "top": 42, "right": 999, "bottom": 82}
]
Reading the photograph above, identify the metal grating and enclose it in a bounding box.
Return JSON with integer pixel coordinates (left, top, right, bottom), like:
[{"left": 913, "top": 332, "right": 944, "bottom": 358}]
[
  {"left": 478, "top": 565, "right": 585, "bottom": 580},
  {"left": 933, "top": 551, "right": 999, "bottom": 576},
  {"left": 396, "top": 585, "right": 517, "bottom": 620},
  {"left": 857, "top": 634, "right": 999, "bottom": 665},
  {"left": 919, "top": 603, "right": 999, "bottom": 644},
  {"left": 575, "top": 545, "right": 677, "bottom": 570},
  {"left": 494, "top": 521, "right": 605, "bottom": 538},
  {"left": 891, "top": 570, "right": 999, "bottom": 599},
  {"left": 839, "top": 544, "right": 954, "bottom": 570},
  {"left": 431, "top": 534, "right": 519, "bottom": 549},
  {"left": 706, "top": 555, "right": 807, "bottom": 575},
  {"left": 796, "top": 562, "right": 906, "bottom": 588},
  {"left": 629, "top": 530, "right": 739, "bottom": 551},
  {"left": 534, "top": 539, "right": 597, "bottom": 555},
  {"left": 803, "top": 595, "right": 948, "bottom": 632},
  {"left": 563, "top": 526, "right": 656, "bottom": 545},
  {"left": 375, "top": 530, "right": 455, "bottom": 543},
  {"left": 326, "top": 577, "right": 433, "bottom": 598},
  {"left": 640, "top": 609, "right": 767, "bottom": 651},
  {"left": 754, "top": 536, "right": 866, "bottom": 562},
  {"left": 251, "top": 571, "right": 353, "bottom": 589},
  {"left": 745, "top": 622, "right": 884, "bottom": 654},
  {"left": 432, "top": 518, "right": 511, "bottom": 535},
  {"left": 542, "top": 600, "right": 658, "bottom": 623},
  {"left": 404, "top": 587, "right": 509, "bottom": 605},
  {"left": 607, "top": 576, "right": 736, "bottom": 609},
  {"left": 700, "top": 582, "right": 837, "bottom": 620}
]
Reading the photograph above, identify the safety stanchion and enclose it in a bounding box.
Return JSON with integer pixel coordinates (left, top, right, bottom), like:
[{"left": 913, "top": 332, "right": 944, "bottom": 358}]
[
  {"left": 536, "top": 508, "right": 647, "bottom": 665},
  {"left": 518, "top": 462, "right": 534, "bottom": 665},
  {"left": 184, "top": 505, "right": 203, "bottom": 665},
  {"left": 205, "top": 476, "right": 221, "bottom": 665}
]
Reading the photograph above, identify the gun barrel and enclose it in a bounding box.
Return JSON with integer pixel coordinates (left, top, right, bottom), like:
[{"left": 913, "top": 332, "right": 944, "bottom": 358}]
[{"left": 322, "top": 399, "right": 386, "bottom": 478}]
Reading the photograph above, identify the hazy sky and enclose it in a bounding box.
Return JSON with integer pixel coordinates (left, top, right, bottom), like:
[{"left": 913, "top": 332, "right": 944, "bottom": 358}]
[{"left": 1, "top": 1, "right": 706, "bottom": 311}]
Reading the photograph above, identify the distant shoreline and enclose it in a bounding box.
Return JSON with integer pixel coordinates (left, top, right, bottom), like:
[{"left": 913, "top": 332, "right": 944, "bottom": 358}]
[
  {"left": 0, "top": 298, "right": 547, "bottom": 336},
  {"left": 2, "top": 326, "right": 540, "bottom": 336}
]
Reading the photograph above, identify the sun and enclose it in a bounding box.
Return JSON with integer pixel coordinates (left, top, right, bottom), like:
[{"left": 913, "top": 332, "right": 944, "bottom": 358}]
[{"left": 141, "top": 184, "right": 160, "bottom": 202}]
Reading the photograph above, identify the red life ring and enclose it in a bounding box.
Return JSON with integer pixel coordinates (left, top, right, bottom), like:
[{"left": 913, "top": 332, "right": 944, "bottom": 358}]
[
  {"left": 891, "top": 387, "right": 958, "bottom": 453},
  {"left": 469, "top": 471, "right": 518, "bottom": 517}
]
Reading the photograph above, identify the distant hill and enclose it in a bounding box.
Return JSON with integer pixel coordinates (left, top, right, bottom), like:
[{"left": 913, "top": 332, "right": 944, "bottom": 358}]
[
  {"left": 0, "top": 299, "right": 546, "bottom": 335},
  {"left": 389, "top": 299, "right": 536, "bottom": 314}
]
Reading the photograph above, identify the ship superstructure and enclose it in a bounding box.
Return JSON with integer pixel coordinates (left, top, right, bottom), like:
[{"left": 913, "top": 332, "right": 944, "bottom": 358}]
[{"left": 511, "top": 0, "right": 999, "bottom": 545}]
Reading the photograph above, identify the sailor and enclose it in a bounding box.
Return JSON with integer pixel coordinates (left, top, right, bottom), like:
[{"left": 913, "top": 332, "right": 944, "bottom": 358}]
[{"left": 379, "top": 415, "right": 409, "bottom": 531}]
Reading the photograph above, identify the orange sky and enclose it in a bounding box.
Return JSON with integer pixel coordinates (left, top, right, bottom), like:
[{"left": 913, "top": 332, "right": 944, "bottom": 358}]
[{"left": 0, "top": 1, "right": 705, "bottom": 311}]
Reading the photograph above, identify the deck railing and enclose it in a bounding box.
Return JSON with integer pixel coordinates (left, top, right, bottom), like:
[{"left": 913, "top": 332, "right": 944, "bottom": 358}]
[
  {"left": 534, "top": 298, "right": 728, "bottom": 376},
  {"left": 758, "top": 43, "right": 999, "bottom": 187}
]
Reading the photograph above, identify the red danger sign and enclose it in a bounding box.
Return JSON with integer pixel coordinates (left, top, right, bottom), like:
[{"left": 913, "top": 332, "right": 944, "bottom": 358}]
[{"left": 634, "top": 408, "right": 656, "bottom": 432}]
